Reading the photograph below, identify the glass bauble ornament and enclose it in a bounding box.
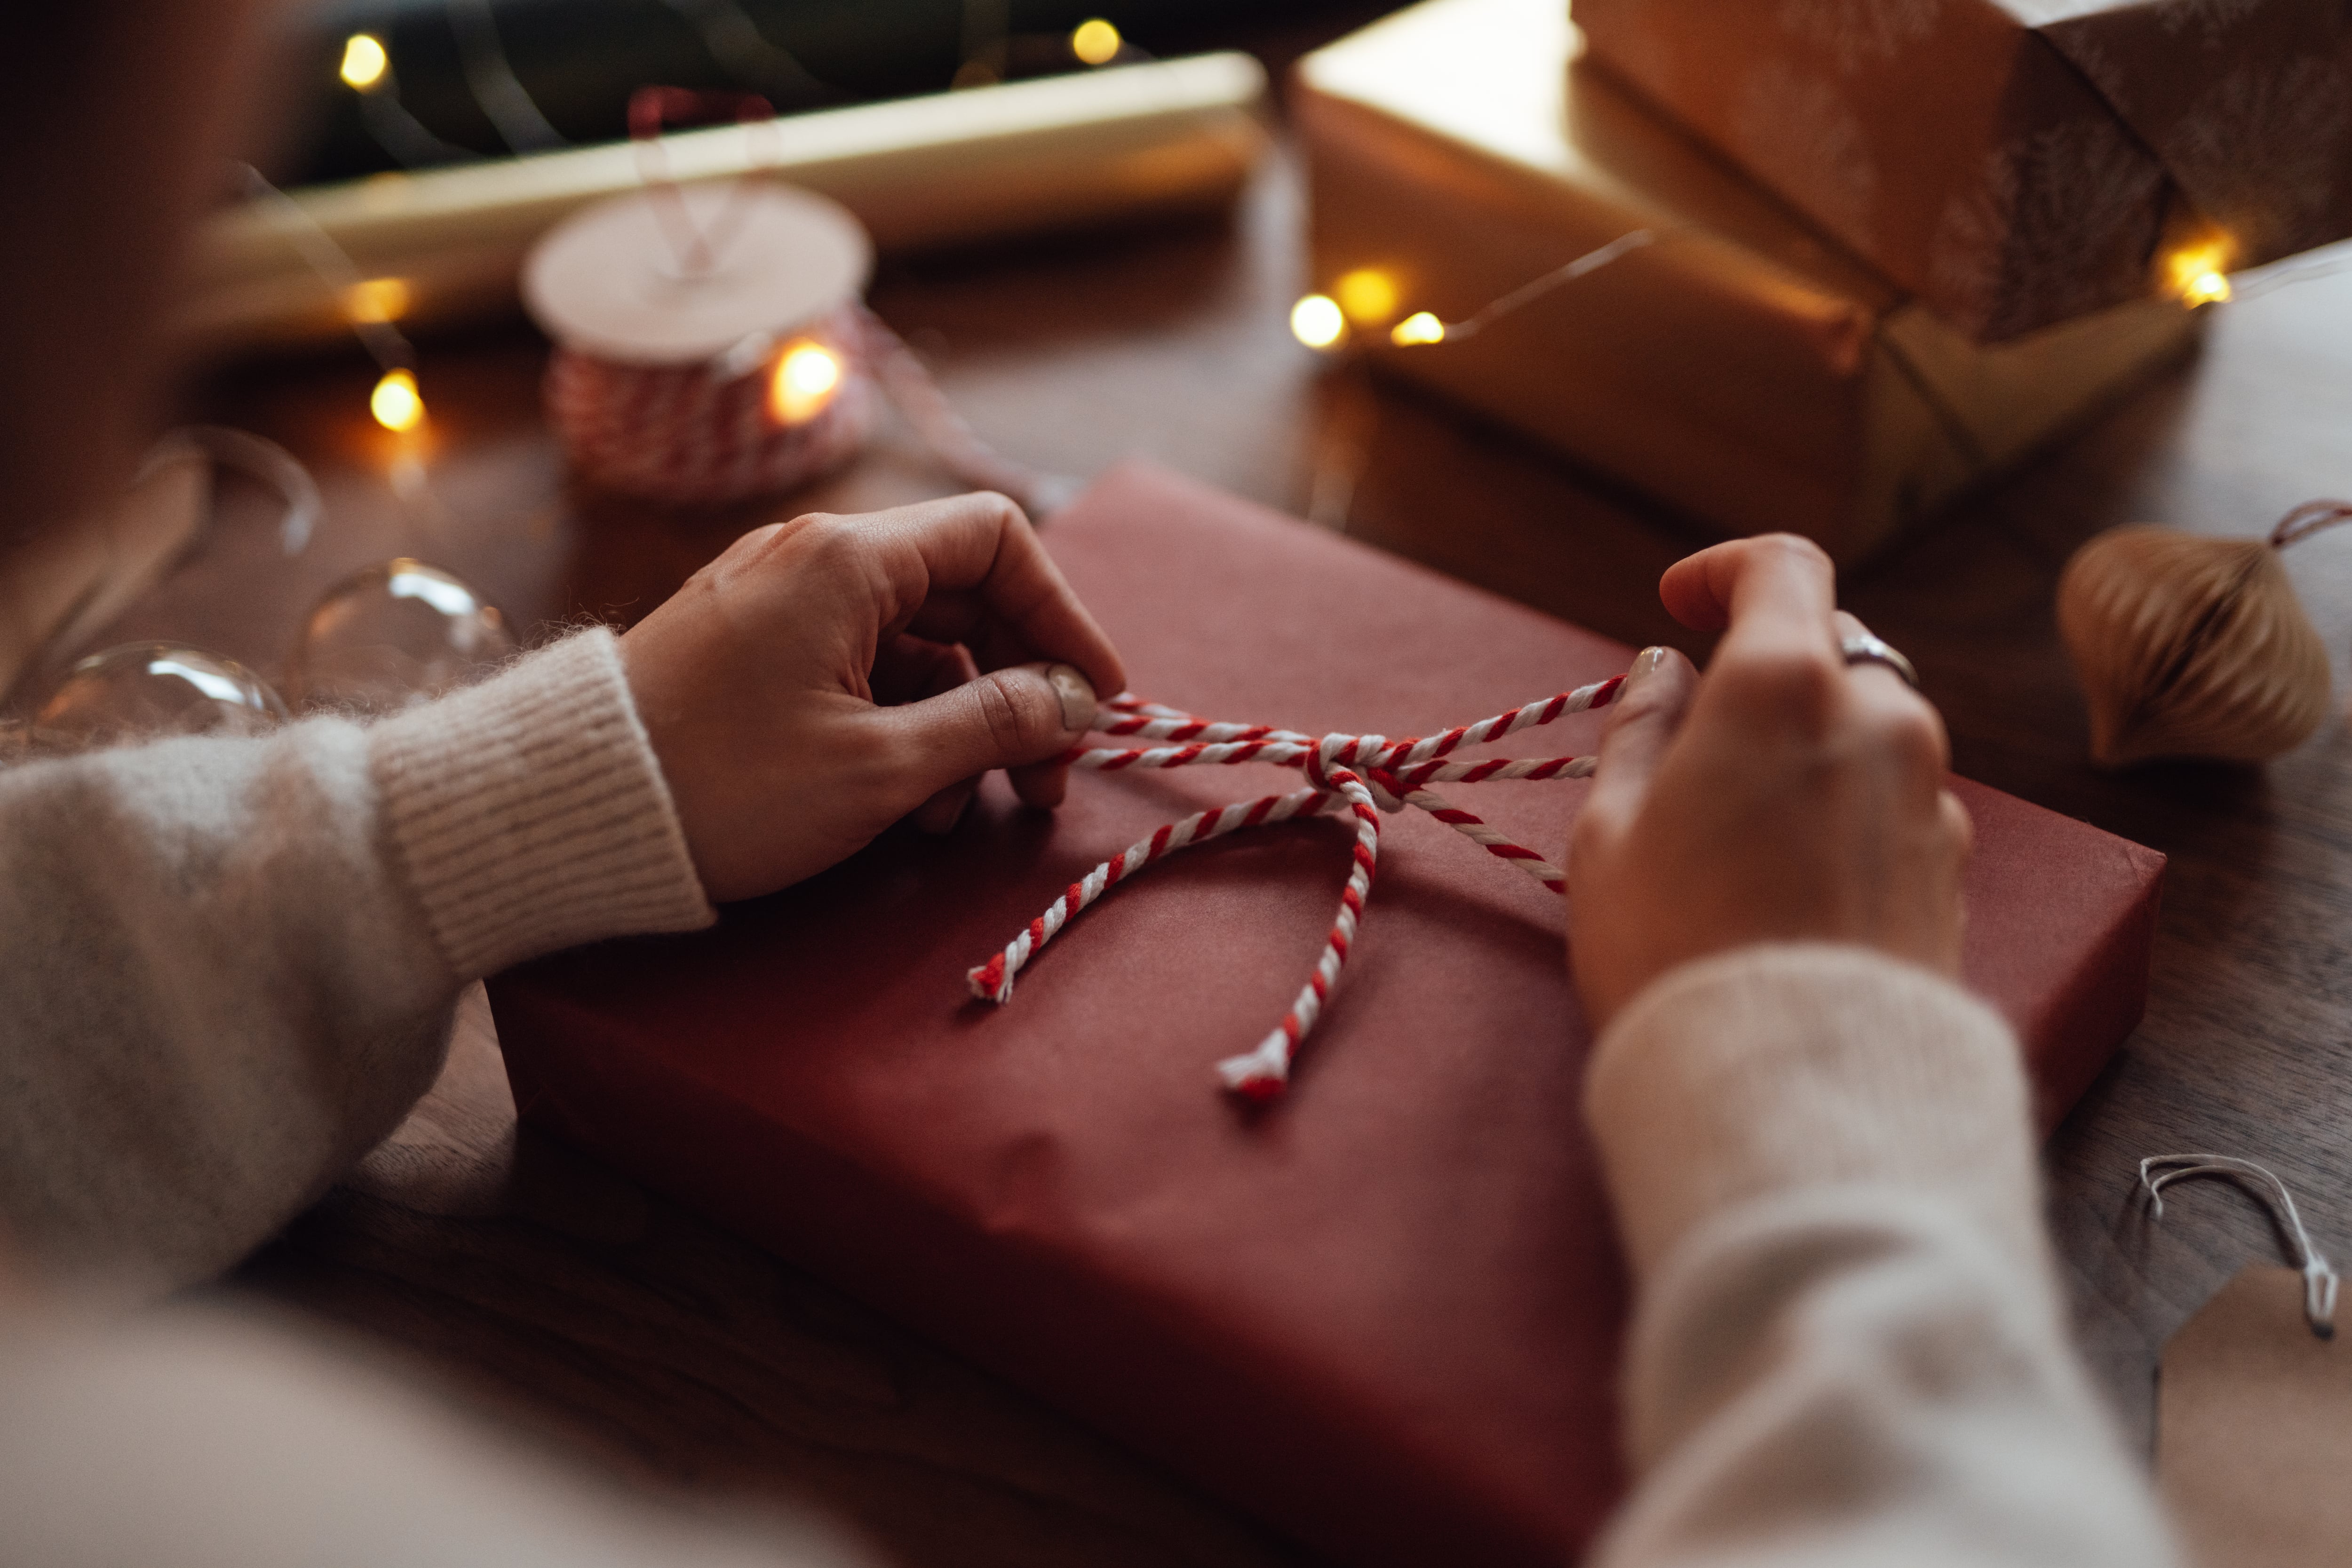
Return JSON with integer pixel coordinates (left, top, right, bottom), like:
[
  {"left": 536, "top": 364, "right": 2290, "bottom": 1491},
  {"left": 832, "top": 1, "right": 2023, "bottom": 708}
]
[
  {"left": 286, "top": 558, "right": 516, "bottom": 712},
  {"left": 36, "top": 644, "right": 287, "bottom": 748}
]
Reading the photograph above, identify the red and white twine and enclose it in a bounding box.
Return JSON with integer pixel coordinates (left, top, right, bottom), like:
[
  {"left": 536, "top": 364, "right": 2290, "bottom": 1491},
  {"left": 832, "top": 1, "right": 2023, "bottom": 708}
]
[
  {"left": 547, "top": 302, "right": 873, "bottom": 506},
  {"left": 547, "top": 302, "right": 1065, "bottom": 512},
  {"left": 967, "top": 675, "right": 1626, "bottom": 1100}
]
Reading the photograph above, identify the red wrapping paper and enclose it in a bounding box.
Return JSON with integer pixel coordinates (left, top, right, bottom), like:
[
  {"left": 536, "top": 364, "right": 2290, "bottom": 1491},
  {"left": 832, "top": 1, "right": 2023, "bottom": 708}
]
[{"left": 490, "top": 462, "right": 2164, "bottom": 1565}]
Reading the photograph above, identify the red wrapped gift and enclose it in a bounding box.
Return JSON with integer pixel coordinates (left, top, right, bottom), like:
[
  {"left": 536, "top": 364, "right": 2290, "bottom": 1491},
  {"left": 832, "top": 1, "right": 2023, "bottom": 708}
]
[{"left": 490, "top": 462, "right": 2163, "bottom": 1565}]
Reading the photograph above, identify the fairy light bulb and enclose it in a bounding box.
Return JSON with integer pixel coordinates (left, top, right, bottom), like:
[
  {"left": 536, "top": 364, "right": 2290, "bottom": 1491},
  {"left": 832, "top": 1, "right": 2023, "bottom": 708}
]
[
  {"left": 344, "top": 277, "right": 411, "bottom": 325},
  {"left": 340, "top": 33, "right": 389, "bottom": 91},
  {"left": 1071, "top": 18, "right": 1122, "bottom": 65},
  {"left": 1333, "top": 268, "right": 1398, "bottom": 327},
  {"left": 2166, "top": 239, "right": 2234, "bottom": 308},
  {"left": 1390, "top": 311, "right": 1446, "bottom": 346},
  {"left": 769, "top": 339, "right": 843, "bottom": 425},
  {"left": 1289, "top": 294, "right": 1347, "bottom": 350},
  {"left": 370, "top": 368, "right": 424, "bottom": 432},
  {"left": 2182, "top": 270, "right": 2232, "bottom": 307}
]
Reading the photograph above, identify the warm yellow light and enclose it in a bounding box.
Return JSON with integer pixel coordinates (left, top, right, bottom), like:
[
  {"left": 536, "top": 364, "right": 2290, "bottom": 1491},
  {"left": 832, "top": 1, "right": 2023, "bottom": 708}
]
[
  {"left": 1390, "top": 310, "right": 1446, "bottom": 346},
  {"left": 1333, "top": 268, "right": 1398, "bottom": 326},
  {"left": 370, "top": 368, "right": 424, "bottom": 432},
  {"left": 2183, "top": 270, "right": 2232, "bottom": 307},
  {"left": 343, "top": 276, "right": 411, "bottom": 325},
  {"left": 769, "top": 339, "right": 843, "bottom": 425},
  {"left": 339, "top": 33, "right": 389, "bottom": 91},
  {"left": 1289, "top": 294, "right": 1347, "bottom": 350},
  {"left": 2166, "top": 241, "right": 2234, "bottom": 308},
  {"left": 1071, "top": 18, "right": 1122, "bottom": 66}
]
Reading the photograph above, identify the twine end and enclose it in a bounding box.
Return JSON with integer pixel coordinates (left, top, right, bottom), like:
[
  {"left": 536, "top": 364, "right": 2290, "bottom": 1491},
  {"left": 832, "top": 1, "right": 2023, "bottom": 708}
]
[
  {"left": 968, "top": 955, "right": 1011, "bottom": 1004},
  {"left": 1216, "top": 1041, "right": 1291, "bottom": 1101}
]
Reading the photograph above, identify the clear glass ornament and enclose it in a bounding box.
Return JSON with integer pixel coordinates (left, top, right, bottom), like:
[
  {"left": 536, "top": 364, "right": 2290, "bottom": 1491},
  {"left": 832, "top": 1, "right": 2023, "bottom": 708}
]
[
  {"left": 286, "top": 558, "right": 516, "bottom": 712},
  {"left": 35, "top": 644, "right": 288, "bottom": 749}
]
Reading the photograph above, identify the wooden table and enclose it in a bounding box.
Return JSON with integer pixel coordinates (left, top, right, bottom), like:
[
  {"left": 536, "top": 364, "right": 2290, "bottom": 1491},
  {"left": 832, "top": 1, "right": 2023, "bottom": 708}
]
[{"left": 171, "top": 74, "right": 2352, "bottom": 1566}]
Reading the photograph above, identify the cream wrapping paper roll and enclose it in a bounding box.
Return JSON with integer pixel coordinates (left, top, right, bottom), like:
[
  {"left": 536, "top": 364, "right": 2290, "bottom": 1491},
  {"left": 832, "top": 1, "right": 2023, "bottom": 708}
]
[{"left": 181, "top": 52, "right": 1269, "bottom": 358}]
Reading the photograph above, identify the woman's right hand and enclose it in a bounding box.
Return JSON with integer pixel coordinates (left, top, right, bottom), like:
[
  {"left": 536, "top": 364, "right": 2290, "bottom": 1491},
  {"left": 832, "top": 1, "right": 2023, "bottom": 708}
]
[{"left": 1565, "top": 534, "right": 1972, "bottom": 1028}]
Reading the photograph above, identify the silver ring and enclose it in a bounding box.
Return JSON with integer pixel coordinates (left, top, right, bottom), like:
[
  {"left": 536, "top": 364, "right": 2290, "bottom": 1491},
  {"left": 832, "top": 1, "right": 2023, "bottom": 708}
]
[{"left": 1841, "top": 632, "right": 1920, "bottom": 691}]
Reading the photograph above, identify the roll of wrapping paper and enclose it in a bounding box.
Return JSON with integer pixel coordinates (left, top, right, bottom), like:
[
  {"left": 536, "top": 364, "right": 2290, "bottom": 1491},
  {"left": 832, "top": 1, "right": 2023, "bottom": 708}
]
[{"left": 180, "top": 51, "right": 1268, "bottom": 358}]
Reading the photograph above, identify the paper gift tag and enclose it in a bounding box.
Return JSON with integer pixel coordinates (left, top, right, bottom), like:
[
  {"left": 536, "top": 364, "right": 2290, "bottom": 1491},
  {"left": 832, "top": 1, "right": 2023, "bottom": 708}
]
[{"left": 2159, "top": 1265, "right": 2351, "bottom": 1568}]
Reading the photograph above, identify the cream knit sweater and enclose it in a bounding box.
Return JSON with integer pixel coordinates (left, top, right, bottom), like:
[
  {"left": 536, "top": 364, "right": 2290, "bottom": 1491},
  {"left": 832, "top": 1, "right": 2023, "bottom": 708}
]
[{"left": 0, "top": 632, "right": 2177, "bottom": 1567}]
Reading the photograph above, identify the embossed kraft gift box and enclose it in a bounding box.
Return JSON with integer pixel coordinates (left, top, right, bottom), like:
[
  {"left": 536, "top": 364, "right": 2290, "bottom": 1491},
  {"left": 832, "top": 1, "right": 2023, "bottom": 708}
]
[
  {"left": 1292, "top": 0, "right": 2204, "bottom": 562},
  {"left": 1576, "top": 0, "right": 2352, "bottom": 342},
  {"left": 489, "top": 463, "right": 2165, "bottom": 1568}
]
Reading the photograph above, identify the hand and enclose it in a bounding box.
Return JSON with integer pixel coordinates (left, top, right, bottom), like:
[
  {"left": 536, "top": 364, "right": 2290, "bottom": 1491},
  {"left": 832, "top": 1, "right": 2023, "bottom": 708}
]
[
  {"left": 1565, "top": 534, "right": 1971, "bottom": 1027},
  {"left": 620, "top": 491, "right": 1126, "bottom": 902}
]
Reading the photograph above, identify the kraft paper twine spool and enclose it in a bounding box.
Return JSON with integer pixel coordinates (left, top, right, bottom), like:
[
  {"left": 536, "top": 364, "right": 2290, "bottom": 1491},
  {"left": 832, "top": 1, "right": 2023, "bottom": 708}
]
[{"left": 524, "top": 92, "right": 1067, "bottom": 511}]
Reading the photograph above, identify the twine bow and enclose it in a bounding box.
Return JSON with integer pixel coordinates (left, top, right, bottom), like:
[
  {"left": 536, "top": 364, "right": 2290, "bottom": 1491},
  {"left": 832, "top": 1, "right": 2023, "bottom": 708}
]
[{"left": 967, "top": 675, "right": 1626, "bottom": 1099}]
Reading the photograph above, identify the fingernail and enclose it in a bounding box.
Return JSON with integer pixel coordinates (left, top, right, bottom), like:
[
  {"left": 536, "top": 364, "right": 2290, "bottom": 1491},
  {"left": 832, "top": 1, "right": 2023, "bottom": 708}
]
[
  {"left": 1624, "top": 646, "right": 1669, "bottom": 688},
  {"left": 1047, "top": 663, "right": 1098, "bottom": 732}
]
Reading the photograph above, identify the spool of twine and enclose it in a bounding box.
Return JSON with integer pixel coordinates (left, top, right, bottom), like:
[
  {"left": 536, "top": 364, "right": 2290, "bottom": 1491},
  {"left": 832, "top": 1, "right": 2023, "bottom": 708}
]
[
  {"left": 543, "top": 301, "right": 876, "bottom": 505},
  {"left": 525, "top": 88, "right": 1064, "bottom": 512}
]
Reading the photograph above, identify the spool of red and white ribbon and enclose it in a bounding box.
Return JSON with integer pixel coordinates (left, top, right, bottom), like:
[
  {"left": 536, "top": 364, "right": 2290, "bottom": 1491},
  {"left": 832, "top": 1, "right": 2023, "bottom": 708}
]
[
  {"left": 524, "top": 89, "right": 1064, "bottom": 511},
  {"left": 524, "top": 167, "right": 879, "bottom": 506}
]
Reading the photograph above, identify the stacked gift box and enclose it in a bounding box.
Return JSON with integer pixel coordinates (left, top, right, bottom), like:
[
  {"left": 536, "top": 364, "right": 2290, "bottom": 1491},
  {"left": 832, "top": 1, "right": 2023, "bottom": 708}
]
[{"left": 1292, "top": 0, "right": 2352, "bottom": 560}]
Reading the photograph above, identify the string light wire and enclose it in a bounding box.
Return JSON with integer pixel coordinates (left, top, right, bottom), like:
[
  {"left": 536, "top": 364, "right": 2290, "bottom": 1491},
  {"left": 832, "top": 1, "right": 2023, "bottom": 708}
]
[
  {"left": 1396, "top": 227, "right": 1659, "bottom": 346},
  {"left": 337, "top": 32, "right": 476, "bottom": 168},
  {"left": 445, "top": 0, "right": 566, "bottom": 153},
  {"left": 235, "top": 165, "right": 418, "bottom": 387},
  {"left": 655, "top": 0, "right": 842, "bottom": 106}
]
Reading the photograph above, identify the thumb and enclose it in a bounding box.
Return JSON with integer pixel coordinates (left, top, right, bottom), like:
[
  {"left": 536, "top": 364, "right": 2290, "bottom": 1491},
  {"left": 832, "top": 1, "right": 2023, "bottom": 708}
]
[
  {"left": 879, "top": 661, "right": 1098, "bottom": 804},
  {"left": 1581, "top": 646, "right": 1699, "bottom": 824}
]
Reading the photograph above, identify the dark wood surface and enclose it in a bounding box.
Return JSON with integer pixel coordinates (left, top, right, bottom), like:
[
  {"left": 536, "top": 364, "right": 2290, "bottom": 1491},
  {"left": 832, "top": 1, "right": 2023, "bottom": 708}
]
[{"left": 171, "top": 79, "right": 2352, "bottom": 1564}]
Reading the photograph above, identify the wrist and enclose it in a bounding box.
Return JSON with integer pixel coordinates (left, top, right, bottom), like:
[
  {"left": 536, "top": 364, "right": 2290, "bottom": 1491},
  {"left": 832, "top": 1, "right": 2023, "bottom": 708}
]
[
  {"left": 1583, "top": 943, "right": 2038, "bottom": 1283},
  {"left": 373, "top": 629, "right": 715, "bottom": 976}
]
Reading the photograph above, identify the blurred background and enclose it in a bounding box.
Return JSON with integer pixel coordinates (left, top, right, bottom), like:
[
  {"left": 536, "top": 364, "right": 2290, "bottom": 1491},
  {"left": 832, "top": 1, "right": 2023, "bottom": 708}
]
[{"left": 281, "top": 0, "right": 1386, "bottom": 183}]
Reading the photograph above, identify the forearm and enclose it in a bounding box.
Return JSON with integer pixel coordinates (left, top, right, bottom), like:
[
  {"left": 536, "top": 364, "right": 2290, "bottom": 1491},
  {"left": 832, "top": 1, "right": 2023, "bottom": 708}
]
[
  {"left": 1585, "top": 946, "right": 2177, "bottom": 1568},
  {"left": 0, "top": 1301, "right": 876, "bottom": 1568},
  {"left": 0, "top": 631, "right": 710, "bottom": 1288}
]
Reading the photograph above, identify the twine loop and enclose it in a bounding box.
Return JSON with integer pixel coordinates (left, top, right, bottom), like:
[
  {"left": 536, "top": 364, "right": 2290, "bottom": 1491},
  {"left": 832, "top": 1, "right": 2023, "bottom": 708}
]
[
  {"left": 2268, "top": 499, "right": 2352, "bottom": 551},
  {"left": 967, "top": 674, "right": 1627, "bottom": 1099}
]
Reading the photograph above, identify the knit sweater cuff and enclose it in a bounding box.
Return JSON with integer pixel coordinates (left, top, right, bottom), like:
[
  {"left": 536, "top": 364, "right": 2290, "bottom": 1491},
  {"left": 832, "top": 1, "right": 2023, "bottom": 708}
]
[
  {"left": 1584, "top": 944, "right": 2043, "bottom": 1285},
  {"left": 370, "top": 629, "right": 715, "bottom": 979}
]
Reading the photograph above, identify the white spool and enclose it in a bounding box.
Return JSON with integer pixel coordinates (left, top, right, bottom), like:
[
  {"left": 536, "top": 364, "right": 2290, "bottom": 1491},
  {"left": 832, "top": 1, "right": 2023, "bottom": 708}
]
[{"left": 524, "top": 181, "right": 880, "bottom": 505}]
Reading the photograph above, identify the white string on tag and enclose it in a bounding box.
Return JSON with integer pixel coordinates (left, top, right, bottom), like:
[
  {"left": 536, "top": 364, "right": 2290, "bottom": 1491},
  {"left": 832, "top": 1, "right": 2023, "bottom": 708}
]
[{"left": 2142, "top": 1153, "right": 2339, "bottom": 1339}]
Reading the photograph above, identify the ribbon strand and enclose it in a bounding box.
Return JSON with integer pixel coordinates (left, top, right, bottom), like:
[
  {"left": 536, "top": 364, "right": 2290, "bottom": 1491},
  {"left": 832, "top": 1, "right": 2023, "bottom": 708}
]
[{"left": 968, "top": 674, "right": 1625, "bottom": 1099}]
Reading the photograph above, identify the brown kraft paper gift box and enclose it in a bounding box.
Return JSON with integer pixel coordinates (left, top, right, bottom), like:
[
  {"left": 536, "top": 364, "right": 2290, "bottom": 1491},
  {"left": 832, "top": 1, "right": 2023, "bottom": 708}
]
[
  {"left": 1293, "top": 0, "right": 2204, "bottom": 563},
  {"left": 488, "top": 462, "right": 2165, "bottom": 1567},
  {"left": 1575, "top": 0, "right": 2352, "bottom": 342}
]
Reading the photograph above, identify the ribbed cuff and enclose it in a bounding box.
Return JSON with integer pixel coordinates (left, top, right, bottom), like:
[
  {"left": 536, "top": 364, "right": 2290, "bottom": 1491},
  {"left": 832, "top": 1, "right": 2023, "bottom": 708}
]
[
  {"left": 370, "top": 629, "right": 715, "bottom": 979},
  {"left": 1584, "top": 944, "right": 2043, "bottom": 1284}
]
